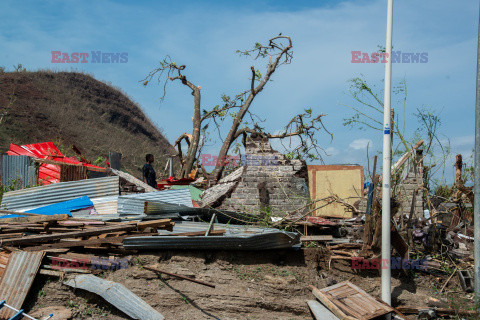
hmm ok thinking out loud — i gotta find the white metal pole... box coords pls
[473,1,480,311]
[381,0,394,306]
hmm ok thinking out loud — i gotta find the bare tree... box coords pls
[143,35,331,182]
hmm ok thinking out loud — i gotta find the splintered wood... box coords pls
[310,281,394,320]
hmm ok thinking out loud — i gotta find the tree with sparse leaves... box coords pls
[143,35,331,182]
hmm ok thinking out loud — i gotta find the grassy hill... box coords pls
[0,70,176,177]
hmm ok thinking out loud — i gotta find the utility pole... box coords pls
[474,2,480,311]
[381,0,394,306]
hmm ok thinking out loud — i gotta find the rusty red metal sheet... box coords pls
[7,142,104,185]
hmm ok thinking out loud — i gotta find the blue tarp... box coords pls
[0,196,94,219]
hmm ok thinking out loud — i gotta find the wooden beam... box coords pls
[309,285,356,320]
[136,219,174,231]
[301,235,334,242]
[392,139,424,174]
[108,168,157,192]
[0,214,69,224]
[1,224,138,246]
[24,233,156,251]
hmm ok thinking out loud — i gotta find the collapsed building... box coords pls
[201,133,309,216]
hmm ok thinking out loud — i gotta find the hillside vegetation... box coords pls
[0,70,175,177]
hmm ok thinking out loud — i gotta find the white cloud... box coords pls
[325,146,340,156]
[349,139,373,150]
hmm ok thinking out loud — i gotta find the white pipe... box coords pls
[473,1,480,310]
[381,0,394,306]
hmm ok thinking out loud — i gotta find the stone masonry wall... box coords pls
[221,135,309,216]
[396,150,424,218]
[358,150,424,218]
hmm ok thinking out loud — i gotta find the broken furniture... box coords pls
[310,281,396,320]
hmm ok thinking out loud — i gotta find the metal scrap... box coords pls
[1,176,120,212]
[0,250,45,319]
[64,274,164,320]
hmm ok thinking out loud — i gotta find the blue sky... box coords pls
[0,0,478,182]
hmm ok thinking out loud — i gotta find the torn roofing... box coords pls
[64,274,164,320]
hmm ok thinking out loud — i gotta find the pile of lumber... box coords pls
[0,212,174,252]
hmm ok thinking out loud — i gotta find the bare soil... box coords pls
[25,248,476,320]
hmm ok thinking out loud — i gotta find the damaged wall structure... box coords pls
[396,150,425,219]
[221,135,309,216]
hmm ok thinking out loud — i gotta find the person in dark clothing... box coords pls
[142,154,157,188]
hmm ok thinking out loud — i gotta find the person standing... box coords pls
[142,154,157,188]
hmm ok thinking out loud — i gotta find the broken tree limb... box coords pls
[144,265,215,288]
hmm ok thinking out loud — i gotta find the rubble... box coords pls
[0,138,477,319]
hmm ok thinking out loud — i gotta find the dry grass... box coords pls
[0,70,176,177]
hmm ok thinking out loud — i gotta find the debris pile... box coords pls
[0,138,477,319]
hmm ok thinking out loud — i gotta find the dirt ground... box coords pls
[24,248,476,320]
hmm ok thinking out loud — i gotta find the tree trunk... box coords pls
[181,88,201,178]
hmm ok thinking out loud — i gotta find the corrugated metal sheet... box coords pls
[64,274,164,320]
[0,155,37,190]
[0,176,119,212]
[170,185,203,201]
[121,189,193,207]
[7,142,105,185]
[91,195,119,215]
[117,198,193,216]
[0,250,45,319]
[123,221,301,250]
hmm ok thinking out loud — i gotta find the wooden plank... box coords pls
[24,233,155,251]
[341,297,370,317]
[0,214,69,224]
[313,282,393,320]
[310,285,356,320]
[329,297,364,319]
[301,235,334,242]
[1,224,137,246]
[108,168,157,192]
[136,219,173,231]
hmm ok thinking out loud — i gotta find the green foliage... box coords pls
[343,75,448,189]
[93,156,105,165]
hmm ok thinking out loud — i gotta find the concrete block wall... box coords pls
[221,135,309,216]
[396,151,424,218]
